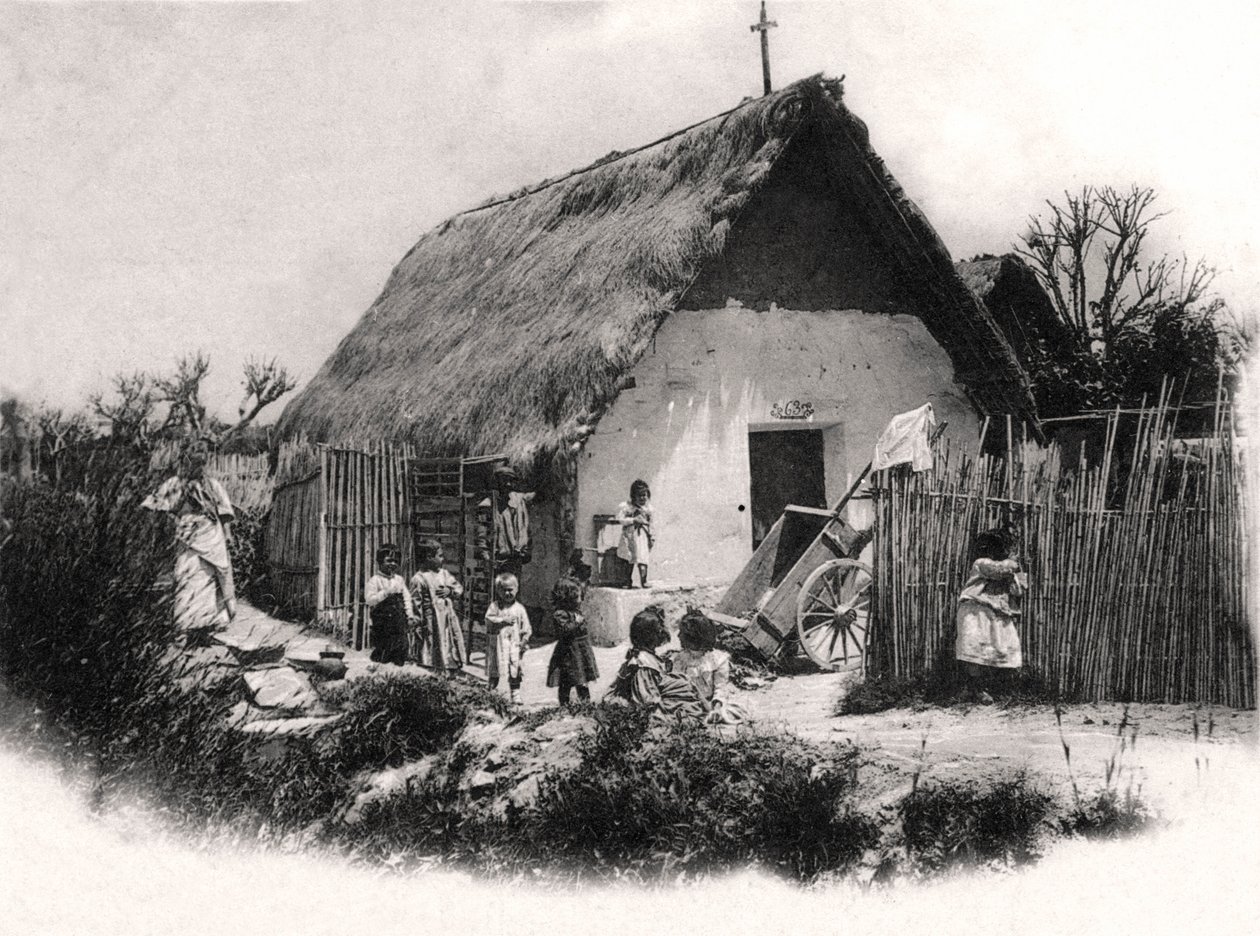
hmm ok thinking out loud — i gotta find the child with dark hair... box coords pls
[616,479,653,588]
[671,609,745,725]
[364,543,414,665]
[955,527,1026,703]
[546,577,600,706]
[409,538,467,676]
[608,607,707,721]
[567,548,594,600]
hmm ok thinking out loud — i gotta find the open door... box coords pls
[748,429,826,549]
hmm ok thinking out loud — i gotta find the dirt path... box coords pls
[516,639,1258,815]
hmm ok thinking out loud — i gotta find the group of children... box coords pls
[364,541,601,706]
[366,476,1026,712]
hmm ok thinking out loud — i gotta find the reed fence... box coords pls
[871,387,1253,706]
[148,441,272,512]
[267,441,415,648]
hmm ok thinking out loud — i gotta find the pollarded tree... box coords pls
[1016,185,1240,408]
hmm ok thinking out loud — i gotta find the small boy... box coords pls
[364,543,414,665]
[484,572,531,703]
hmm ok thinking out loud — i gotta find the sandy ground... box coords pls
[509,639,1259,818]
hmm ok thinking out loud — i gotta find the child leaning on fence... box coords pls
[484,572,531,704]
[364,543,415,666]
[955,527,1027,703]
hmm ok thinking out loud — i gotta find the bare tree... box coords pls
[153,352,211,435]
[1017,184,1215,358]
[225,357,297,438]
[90,372,156,445]
[36,406,93,486]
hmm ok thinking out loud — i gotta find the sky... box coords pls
[3,0,1258,423]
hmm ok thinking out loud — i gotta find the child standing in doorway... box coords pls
[484,572,531,704]
[410,539,467,676]
[955,527,1026,703]
[546,577,599,706]
[616,479,654,588]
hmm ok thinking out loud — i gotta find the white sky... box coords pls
[2,0,1258,421]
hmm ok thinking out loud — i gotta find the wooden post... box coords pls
[316,444,328,622]
[749,2,778,96]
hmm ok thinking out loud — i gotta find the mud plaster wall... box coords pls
[575,307,979,585]
[574,134,981,586]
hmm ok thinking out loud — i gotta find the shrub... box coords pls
[1064,787,1157,839]
[899,772,1056,873]
[226,505,271,608]
[511,706,877,882]
[317,670,509,772]
[839,668,1063,715]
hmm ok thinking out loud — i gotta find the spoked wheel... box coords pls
[795,559,872,672]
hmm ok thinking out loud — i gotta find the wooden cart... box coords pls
[711,485,873,672]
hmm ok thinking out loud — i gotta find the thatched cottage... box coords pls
[277,76,1037,604]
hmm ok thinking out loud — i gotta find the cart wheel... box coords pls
[795,559,872,672]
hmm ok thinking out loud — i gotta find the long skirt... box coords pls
[173,548,232,635]
[423,601,468,671]
[955,600,1022,669]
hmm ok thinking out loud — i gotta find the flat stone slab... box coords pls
[213,623,290,664]
[242,666,321,711]
[238,713,343,738]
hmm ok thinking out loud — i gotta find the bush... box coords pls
[838,668,1063,715]
[900,772,1055,873]
[226,506,271,608]
[317,670,509,772]
[487,706,875,882]
[1064,787,1157,839]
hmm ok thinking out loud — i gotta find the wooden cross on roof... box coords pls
[749,1,778,96]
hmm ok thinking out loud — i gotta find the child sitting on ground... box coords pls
[546,577,599,706]
[410,539,467,676]
[955,527,1026,703]
[670,609,746,725]
[364,543,415,666]
[607,607,707,722]
[484,572,531,704]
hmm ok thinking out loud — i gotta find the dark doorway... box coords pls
[748,430,826,549]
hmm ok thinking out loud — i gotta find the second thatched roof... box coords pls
[278,76,1038,464]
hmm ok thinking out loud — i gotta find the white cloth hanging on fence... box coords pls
[871,403,937,472]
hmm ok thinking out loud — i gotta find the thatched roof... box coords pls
[955,254,1079,363]
[278,76,1038,463]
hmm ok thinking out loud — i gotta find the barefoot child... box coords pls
[616,479,653,588]
[410,539,467,676]
[546,577,599,706]
[364,544,415,665]
[955,527,1026,702]
[485,572,531,703]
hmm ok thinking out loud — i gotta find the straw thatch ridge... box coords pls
[956,254,1078,363]
[278,76,1037,464]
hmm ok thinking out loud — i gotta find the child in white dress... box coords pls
[670,609,746,725]
[955,528,1026,702]
[484,572,531,703]
[616,479,653,588]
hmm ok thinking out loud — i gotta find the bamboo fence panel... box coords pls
[871,394,1253,707]
[266,441,415,649]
